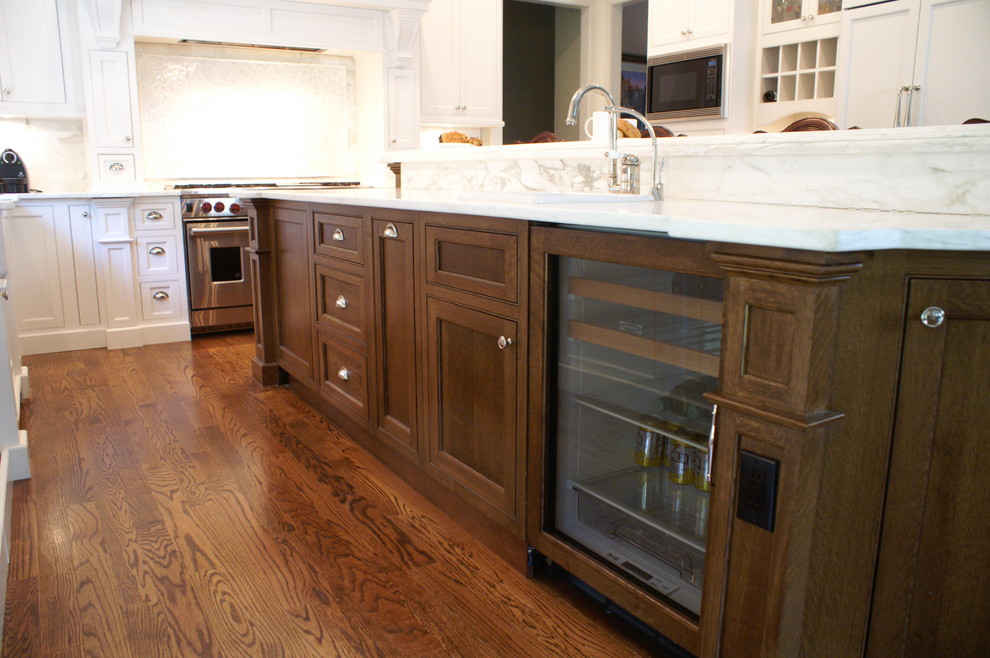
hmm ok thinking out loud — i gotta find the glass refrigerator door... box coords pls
[551,256,722,617]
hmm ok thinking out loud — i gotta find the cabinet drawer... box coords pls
[134,203,176,231]
[136,236,179,276]
[315,262,369,344]
[318,331,371,421]
[314,212,365,264]
[426,225,518,303]
[140,281,183,322]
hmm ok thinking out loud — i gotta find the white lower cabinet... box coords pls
[3,196,188,354]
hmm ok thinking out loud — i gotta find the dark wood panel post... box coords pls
[247,200,280,385]
[702,252,863,657]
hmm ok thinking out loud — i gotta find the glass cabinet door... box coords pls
[549,255,722,617]
[770,0,804,26]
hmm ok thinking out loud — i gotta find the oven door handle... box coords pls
[188,226,250,236]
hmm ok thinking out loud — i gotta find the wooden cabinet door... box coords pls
[426,296,521,527]
[372,218,419,458]
[867,278,990,655]
[272,205,313,383]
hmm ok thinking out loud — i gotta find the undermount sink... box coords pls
[457,190,656,204]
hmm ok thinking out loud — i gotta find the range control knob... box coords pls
[229,203,241,214]
[201,202,212,212]
[214,201,225,212]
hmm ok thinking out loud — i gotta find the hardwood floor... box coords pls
[2,333,660,657]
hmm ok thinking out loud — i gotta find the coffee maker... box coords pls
[1,149,29,194]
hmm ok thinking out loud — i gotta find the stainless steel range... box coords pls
[177,181,363,334]
[182,195,255,334]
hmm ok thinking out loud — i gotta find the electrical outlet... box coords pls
[736,451,779,531]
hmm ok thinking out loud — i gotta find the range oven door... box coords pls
[185,219,253,313]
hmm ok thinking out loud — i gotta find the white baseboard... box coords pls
[19,327,107,355]
[141,321,191,346]
[5,431,29,482]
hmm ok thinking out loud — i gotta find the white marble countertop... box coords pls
[248,188,990,253]
[4,187,989,252]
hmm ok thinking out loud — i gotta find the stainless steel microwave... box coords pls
[646,44,727,122]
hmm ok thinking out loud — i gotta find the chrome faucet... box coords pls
[565,84,663,200]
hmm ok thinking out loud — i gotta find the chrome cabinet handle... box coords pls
[189,226,248,235]
[706,404,718,485]
[920,306,945,328]
[332,228,345,241]
[152,290,169,300]
[335,295,348,309]
[497,336,513,350]
[108,161,125,172]
[383,223,398,238]
[337,367,350,381]
[904,84,921,128]
[146,211,163,221]
[148,246,166,255]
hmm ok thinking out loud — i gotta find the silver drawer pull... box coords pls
[335,295,348,309]
[337,367,350,381]
[148,246,166,255]
[332,228,345,241]
[920,306,945,328]
[107,161,126,172]
[146,211,163,221]
[497,336,513,350]
[383,223,398,238]
[152,290,169,300]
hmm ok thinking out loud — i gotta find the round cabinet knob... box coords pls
[2,88,10,95]
[125,136,132,142]
[497,336,513,350]
[920,306,946,328]
[383,223,398,239]
[148,246,166,255]
[152,290,170,300]
[81,211,90,218]
[332,228,345,241]
[335,295,348,309]
[337,367,350,381]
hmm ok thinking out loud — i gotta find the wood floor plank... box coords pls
[4,333,661,657]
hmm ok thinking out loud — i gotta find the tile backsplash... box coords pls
[136,44,356,182]
[0,118,87,193]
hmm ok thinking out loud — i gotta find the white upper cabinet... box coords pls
[90,50,134,149]
[648,0,731,53]
[421,0,502,125]
[762,0,843,35]
[836,0,990,129]
[0,0,77,114]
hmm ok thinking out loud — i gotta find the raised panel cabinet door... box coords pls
[648,0,692,50]
[912,0,990,126]
[456,0,501,122]
[387,67,419,149]
[5,205,65,332]
[835,0,919,129]
[689,0,732,42]
[420,0,459,119]
[0,0,65,105]
[372,218,418,457]
[426,296,520,525]
[273,205,313,383]
[867,278,990,656]
[68,204,100,326]
[90,50,134,148]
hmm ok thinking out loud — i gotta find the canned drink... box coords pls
[667,439,694,485]
[635,428,663,467]
[694,493,710,538]
[693,449,713,492]
[636,468,663,510]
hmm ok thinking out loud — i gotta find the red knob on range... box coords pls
[201,202,212,212]
[229,203,241,214]
[214,201,225,212]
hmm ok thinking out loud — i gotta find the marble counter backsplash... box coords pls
[396,125,990,217]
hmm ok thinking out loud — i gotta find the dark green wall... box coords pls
[502,1,556,144]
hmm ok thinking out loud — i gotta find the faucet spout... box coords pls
[565,84,617,126]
